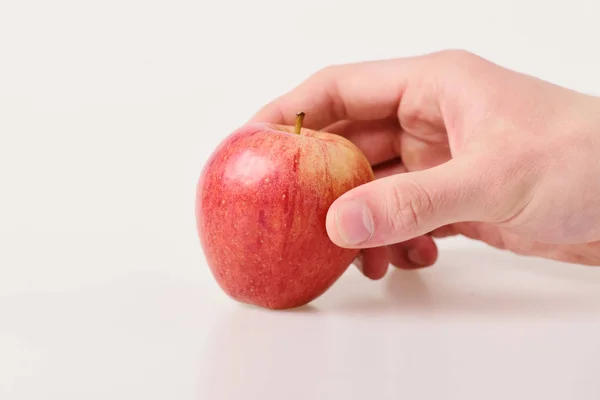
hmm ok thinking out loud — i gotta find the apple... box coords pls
[195,113,374,309]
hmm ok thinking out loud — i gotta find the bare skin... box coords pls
[251,50,600,280]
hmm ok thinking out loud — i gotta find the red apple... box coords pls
[195,113,374,309]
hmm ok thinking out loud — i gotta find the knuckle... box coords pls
[437,49,477,63]
[311,64,341,82]
[308,64,347,121]
[387,179,434,234]
[435,49,486,79]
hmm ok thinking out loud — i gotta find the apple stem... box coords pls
[294,112,305,135]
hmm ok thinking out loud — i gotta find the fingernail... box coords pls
[334,199,373,245]
[407,248,425,265]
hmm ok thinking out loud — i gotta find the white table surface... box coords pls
[2,233,600,399]
[2,0,600,399]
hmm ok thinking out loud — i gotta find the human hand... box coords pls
[250,50,600,279]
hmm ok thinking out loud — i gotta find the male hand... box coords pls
[251,50,600,279]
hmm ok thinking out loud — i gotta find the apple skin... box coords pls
[195,122,374,309]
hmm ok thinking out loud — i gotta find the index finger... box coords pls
[249,56,429,130]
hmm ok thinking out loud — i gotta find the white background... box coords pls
[2,0,600,399]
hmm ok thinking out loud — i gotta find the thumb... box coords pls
[326,158,495,248]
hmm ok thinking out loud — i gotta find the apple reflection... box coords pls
[202,305,330,400]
